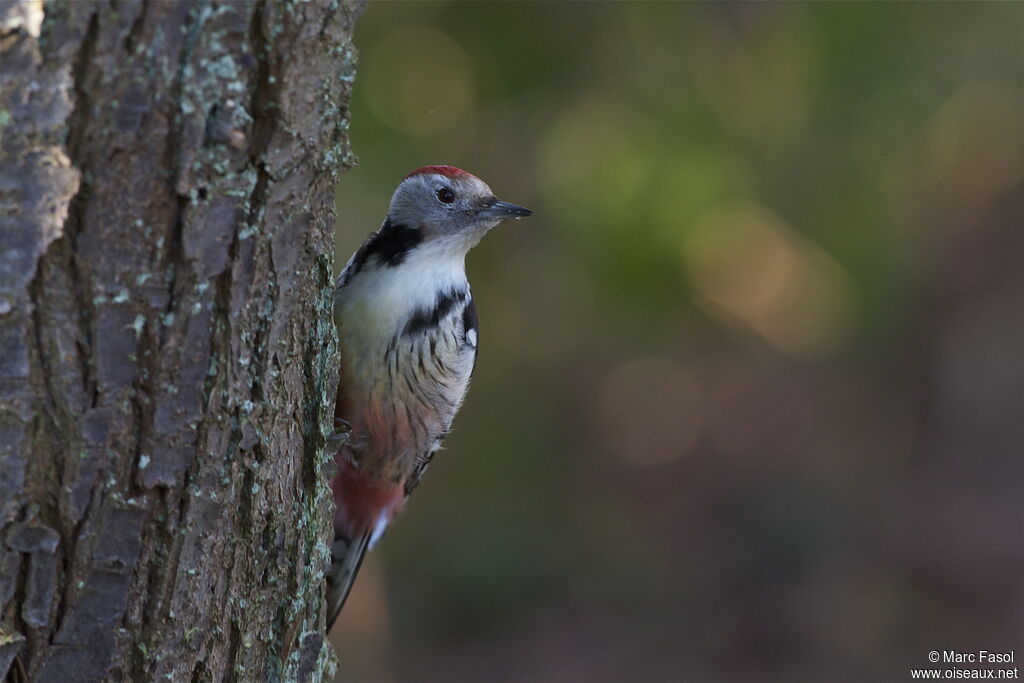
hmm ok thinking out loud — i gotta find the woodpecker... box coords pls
[326,165,531,626]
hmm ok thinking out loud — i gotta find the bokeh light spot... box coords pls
[927,82,1024,205]
[541,97,642,195]
[362,26,475,137]
[683,203,859,358]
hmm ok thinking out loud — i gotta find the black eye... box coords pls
[436,187,455,204]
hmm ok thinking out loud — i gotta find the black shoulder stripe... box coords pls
[403,288,467,337]
[340,217,422,286]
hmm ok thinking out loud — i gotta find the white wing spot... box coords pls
[466,328,478,348]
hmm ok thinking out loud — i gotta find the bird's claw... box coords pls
[329,418,353,444]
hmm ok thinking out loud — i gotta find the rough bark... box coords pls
[0,0,362,680]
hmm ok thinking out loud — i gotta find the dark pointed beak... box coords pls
[478,198,533,220]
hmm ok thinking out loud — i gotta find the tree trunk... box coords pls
[0,0,362,679]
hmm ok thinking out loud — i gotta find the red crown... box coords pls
[403,165,476,181]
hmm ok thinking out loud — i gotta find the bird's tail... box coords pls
[325,531,371,628]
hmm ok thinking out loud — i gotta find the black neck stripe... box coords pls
[341,217,423,286]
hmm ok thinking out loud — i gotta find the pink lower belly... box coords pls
[331,459,405,540]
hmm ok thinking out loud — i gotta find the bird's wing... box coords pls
[325,531,371,629]
[404,448,438,497]
[404,296,478,497]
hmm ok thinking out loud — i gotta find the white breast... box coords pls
[336,241,467,349]
[334,241,477,477]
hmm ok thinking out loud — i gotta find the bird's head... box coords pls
[388,166,532,251]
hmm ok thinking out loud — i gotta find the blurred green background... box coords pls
[330,3,1024,681]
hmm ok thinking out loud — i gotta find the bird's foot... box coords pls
[329,418,353,444]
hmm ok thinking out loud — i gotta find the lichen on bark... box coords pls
[0,1,363,680]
